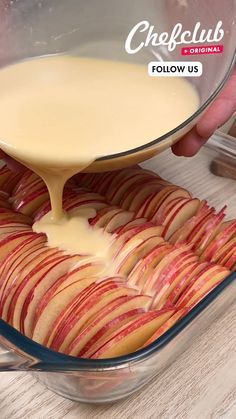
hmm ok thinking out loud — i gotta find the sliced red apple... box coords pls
[22,255,82,336]
[49,282,136,352]
[0,241,48,304]
[152,255,199,309]
[142,244,193,296]
[103,210,134,233]
[142,308,187,347]
[200,220,236,262]
[1,248,64,321]
[0,231,36,263]
[34,262,104,322]
[166,262,209,305]
[44,278,127,347]
[128,242,172,289]
[116,236,164,277]
[136,186,178,219]
[120,180,168,211]
[169,206,215,245]
[111,223,163,258]
[151,188,191,224]
[176,265,229,307]
[163,199,200,239]
[13,188,49,216]
[193,207,226,255]
[67,294,152,356]
[32,276,99,343]
[89,207,122,228]
[90,309,175,359]
[0,165,13,190]
[212,237,236,264]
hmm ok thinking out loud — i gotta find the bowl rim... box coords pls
[97,50,236,162]
[0,53,235,372]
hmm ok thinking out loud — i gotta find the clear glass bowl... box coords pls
[0,131,235,403]
[0,0,235,171]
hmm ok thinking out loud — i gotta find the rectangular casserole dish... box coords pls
[0,131,235,404]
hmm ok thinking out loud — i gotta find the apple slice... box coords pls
[212,237,236,264]
[0,224,31,240]
[0,191,9,200]
[116,236,164,277]
[105,167,160,203]
[2,171,22,194]
[166,262,209,305]
[49,282,136,352]
[22,255,83,337]
[176,265,229,308]
[0,241,48,304]
[108,173,157,205]
[152,256,199,309]
[63,192,107,210]
[0,231,36,262]
[224,251,236,270]
[193,207,226,255]
[163,199,200,239]
[142,308,187,347]
[67,294,152,356]
[142,244,193,296]
[89,207,122,228]
[151,188,191,223]
[32,276,99,343]
[120,180,168,211]
[136,186,178,219]
[0,211,32,225]
[12,171,38,195]
[128,242,172,289]
[13,178,45,206]
[200,220,236,262]
[218,248,236,267]
[114,218,148,234]
[66,199,107,212]
[33,188,78,220]
[0,165,13,189]
[94,171,121,196]
[13,187,49,216]
[90,309,174,359]
[0,232,46,293]
[34,262,104,321]
[155,197,190,226]
[169,206,214,245]
[110,223,163,258]
[103,210,134,233]
[1,248,64,321]
[44,278,127,347]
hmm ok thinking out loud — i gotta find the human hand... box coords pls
[172,69,236,157]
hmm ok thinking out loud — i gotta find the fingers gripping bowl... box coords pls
[0,139,235,403]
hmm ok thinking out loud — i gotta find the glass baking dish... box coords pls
[0,131,235,403]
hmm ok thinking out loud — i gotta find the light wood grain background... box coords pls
[0,148,235,419]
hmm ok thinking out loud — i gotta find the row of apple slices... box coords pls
[76,167,235,265]
[3,164,235,269]
[1,163,235,275]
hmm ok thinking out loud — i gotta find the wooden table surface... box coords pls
[0,148,235,419]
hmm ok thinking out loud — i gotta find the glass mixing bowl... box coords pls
[0,0,235,171]
[0,0,235,404]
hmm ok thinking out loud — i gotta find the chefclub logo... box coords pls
[125,20,224,77]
